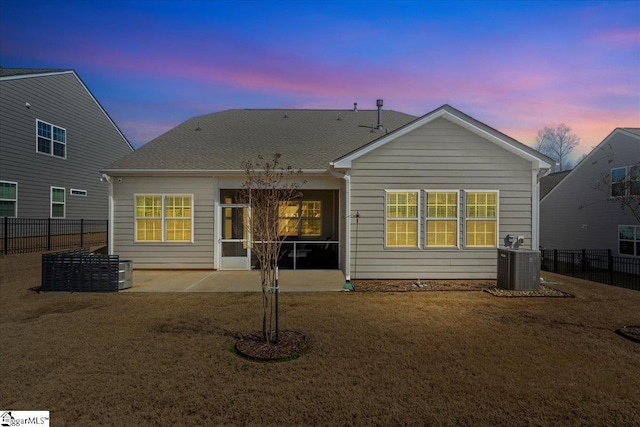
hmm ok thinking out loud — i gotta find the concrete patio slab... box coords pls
[124,269,347,292]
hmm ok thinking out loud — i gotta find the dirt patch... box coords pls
[352,279,494,292]
[235,330,309,362]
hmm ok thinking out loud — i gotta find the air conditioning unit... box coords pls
[497,248,540,291]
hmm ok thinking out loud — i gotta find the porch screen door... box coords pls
[220,204,250,270]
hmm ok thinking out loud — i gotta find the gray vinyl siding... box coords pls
[112,176,215,269]
[0,72,132,219]
[349,116,535,279]
[540,131,640,254]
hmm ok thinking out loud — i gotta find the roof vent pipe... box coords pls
[376,99,383,129]
[353,102,358,112]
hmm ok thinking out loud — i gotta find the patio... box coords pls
[125,269,347,292]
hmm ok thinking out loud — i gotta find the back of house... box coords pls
[102,103,551,281]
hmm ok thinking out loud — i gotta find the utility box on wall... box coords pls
[497,248,540,291]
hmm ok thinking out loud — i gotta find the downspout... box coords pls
[533,166,550,251]
[329,166,354,290]
[102,174,114,255]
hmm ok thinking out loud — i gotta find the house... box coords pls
[102,103,552,280]
[0,68,133,220]
[539,170,571,200]
[540,128,640,256]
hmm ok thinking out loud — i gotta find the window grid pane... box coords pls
[387,192,418,219]
[386,220,418,247]
[466,220,497,247]
[136,219,162,241]
[0,182,17,199]
[0,201,16,217]
[51,188,65,203]
[427,220,457,246]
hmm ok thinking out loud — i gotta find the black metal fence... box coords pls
[41,248,123,292]
[540,249,640,291]
[1,217,108,255]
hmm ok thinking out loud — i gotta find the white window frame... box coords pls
[424,190,460,249]
[50,186,66,218]
[618,225,639,257]
[463,190,499,248]
[0,180,18,218]
[134,194,194,243]
[70,188,87,197]
[384,189,420,249]
[36,119,67,159]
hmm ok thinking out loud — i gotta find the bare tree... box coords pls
[239,153,304,343]
[535,124,580,172]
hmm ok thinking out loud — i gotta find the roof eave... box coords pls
[101,168,331,176]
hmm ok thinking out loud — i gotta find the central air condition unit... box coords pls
[497,248,540,291]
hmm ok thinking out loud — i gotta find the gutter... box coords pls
[329,164,354,290]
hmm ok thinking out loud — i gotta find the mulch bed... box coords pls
[352,279,494,292]
[235,330,309,362]
[483,285,575,298]
[616,326,640,343]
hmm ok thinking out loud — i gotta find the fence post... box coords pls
[553,249,558,273]
[3,217,7,255]
[608,249,613,286]
[47,218,52,251]
[581,249,587,273]
[80,219,84,249]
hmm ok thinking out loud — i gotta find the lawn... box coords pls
[1,253,639,426]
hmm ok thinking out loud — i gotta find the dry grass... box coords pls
[1,252,639,426]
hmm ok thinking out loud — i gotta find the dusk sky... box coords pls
[1,0,639,160]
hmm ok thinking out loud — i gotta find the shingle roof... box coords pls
[539,170,571,199]
[0,67,68,77]
[104,109,417,171]
[622,128,640,137]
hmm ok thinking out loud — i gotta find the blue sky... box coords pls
[1,0,639,158]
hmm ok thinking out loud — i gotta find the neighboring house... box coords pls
[540,128,640,256]
[102,103,552,280]
[0,68,133,220]
[539,170,571,200]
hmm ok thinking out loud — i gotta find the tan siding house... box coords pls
[103,104,551,282]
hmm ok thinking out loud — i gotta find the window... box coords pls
[385,191,419,247]
[465,191,498,247]
[70,189,87,196]
[278,200,322,237]
[135,195,192,242]
[37,120,66,158]
[619,225,640,257]
[0,181,17,217]
[630,165,640,196]
[611,165,640,197]
[611,167,627,197]
[426,191,458,247]
[51,187,65,218]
